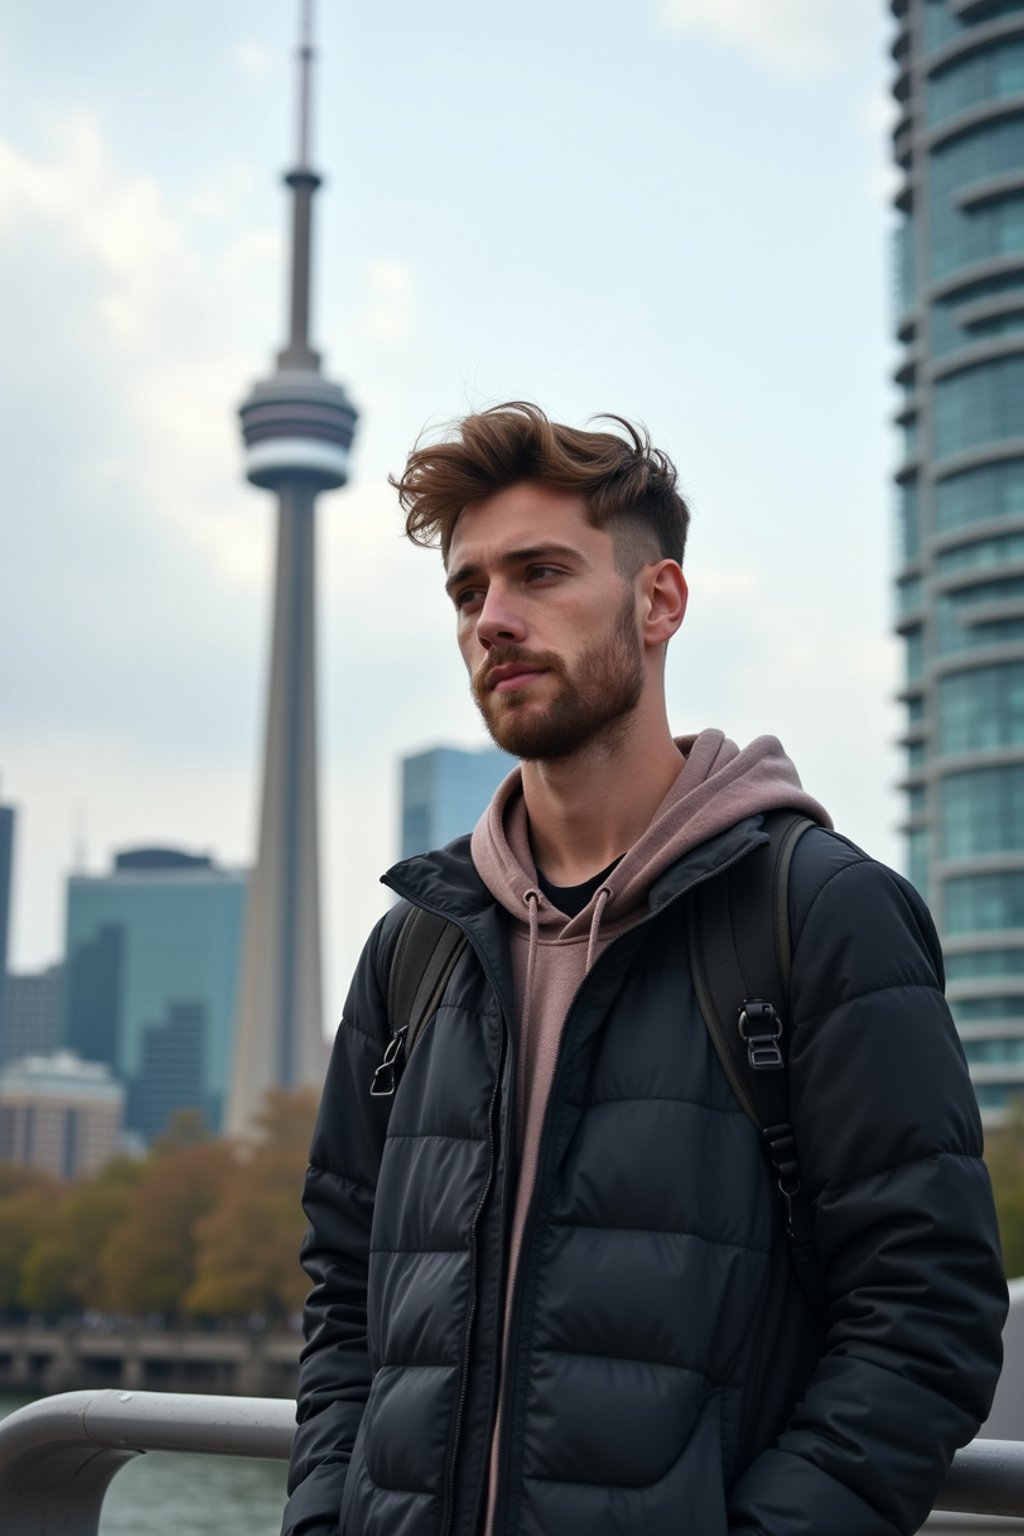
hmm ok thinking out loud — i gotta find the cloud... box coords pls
[657,0,869,78]
[230,40,274,85]
[0,111,280,589]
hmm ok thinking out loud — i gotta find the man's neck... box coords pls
[521,714,685,887]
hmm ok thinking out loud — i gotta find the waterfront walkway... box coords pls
[0,1321,299,1397]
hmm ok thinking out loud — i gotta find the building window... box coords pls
[934,357,1024,459]
[931,188,1024,279]
[936,530,1024,575]
[895,214,916,314]
[898,478,921,564]
[898,574,925,617]
[963,1036,1024,1063]
[903,416,920,461]
[908,825,930,894]
[946,870,1024,932]
[908,782,927,819]
[973,1082,1024,1112]
[937,575,1024,654]
[954,996,1024,1022]
[906,625,925,684]
[947,947,1024,977]
[933,277,1024,357]
[925,2,1024,53]
[929,39,1024,126]
[939,661,1024,751]
[935,459,1024,532]
[940,765,1024,857]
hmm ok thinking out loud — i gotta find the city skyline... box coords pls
[0,1,899,1025]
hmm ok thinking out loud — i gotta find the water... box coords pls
[0,1393,289,1534]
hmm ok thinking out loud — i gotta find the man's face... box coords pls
[445,484,645,761]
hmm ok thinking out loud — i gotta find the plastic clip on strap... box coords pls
[737,999,783,1072]
[370,1027,407,1098]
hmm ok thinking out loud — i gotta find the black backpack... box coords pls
[372,809,821,1310]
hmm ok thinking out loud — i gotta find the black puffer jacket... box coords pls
[283,816,1007,1536]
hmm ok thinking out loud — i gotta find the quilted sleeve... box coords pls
[727,838,1008,1536]
[281,911,397,1536]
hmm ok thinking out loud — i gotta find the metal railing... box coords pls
[1,1388,1023,1535]
[0,1389,294,1535]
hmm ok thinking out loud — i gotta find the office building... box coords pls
[62,849,246,1143]
[0,962,62,1068]
[228,5,357,1133]
[400,745,517,859]
[892,0,1024,1117]
[0,1052,123,1181]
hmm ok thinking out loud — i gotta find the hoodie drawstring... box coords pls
[586,886,613,973]
[524,889,541,1017]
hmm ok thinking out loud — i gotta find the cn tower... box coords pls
[227,0,357,1135]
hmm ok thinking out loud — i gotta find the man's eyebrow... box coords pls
[444,544,581,598]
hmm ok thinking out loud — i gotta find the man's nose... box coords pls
[475,585,527,650]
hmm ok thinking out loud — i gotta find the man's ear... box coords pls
[642,561,687,649]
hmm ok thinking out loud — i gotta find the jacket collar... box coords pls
[382,815,770,926]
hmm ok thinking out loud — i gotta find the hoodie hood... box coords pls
[470,728,832,942]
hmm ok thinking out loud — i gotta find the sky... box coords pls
[0,0,902,1026]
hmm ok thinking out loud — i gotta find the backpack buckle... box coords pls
[370,1028,406,1098]
[738,1000,783,1071]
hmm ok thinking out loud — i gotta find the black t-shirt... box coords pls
[536,857,622,919]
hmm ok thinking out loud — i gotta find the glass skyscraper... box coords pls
[893,0,1024,1118]
[62,849,247,1142]
[401,745,517,859]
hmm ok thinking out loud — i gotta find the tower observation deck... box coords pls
[227,1,357,1134]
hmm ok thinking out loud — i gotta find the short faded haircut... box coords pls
[390,401,690,575]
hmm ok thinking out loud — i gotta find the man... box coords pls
[283,402,1007,1536]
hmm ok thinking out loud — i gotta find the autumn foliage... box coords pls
[0,1088,317,1322]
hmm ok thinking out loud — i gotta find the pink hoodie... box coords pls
[469,729,831,1531]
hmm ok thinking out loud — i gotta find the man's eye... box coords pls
[454,588,483,611]
[526,565,561,581]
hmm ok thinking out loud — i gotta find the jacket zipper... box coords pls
[380,879,515,1536]
[491,833,769,1536]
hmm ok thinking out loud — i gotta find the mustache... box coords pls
[471,647,563,699]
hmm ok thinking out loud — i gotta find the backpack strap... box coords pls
[371,907,467,1097]
[688,810,822,1312]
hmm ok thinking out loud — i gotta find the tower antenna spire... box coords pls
[278,0,320,370]
[298,0,314,170]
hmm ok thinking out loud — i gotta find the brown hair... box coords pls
[391,401,690,572]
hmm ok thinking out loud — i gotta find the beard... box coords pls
[470,587,644,762]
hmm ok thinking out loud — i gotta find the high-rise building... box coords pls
[0,1052,123,1181]
[62,849,246,1142]
[0,963,63,1069]
[0,802,14,1051]
[892,0,1024,1119]
[228,3,356,1134]
[400,746,517,859]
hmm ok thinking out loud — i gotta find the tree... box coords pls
[185,1088,316,1319]
[99,1138,235,1317]
[0,1166,58,1314]
[18,1158,143,1316]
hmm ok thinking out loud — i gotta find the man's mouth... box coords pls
[487,664,546,692]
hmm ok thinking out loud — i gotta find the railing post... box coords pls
[0,1389,296,1535]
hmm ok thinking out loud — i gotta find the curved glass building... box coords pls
[893,0,1024,1119]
